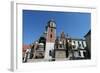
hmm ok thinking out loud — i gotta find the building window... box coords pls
[79,44,81,47]
[73,41,75,44]
[79,51,81,56]
[78,41,80,45]
[60,44,62,48]
[49,50,52,56]
[82,41,84,48]
[51,29,53,32]
[78,41,81,47]
[50,34,52,38]
[73,45,75,48]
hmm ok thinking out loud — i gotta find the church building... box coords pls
[23,19,90,62]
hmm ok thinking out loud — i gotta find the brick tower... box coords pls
[45,19,56,60]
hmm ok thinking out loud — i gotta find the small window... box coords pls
[50,34,52,38]
[60,44,62,48]
[78,41,80,45]
[49,50,52,56]
[51,29,53,32]
[73,45,75,48]
[79,51,81,56]
[79,44,81,47]
[73,41,75,44]
[82,41,84,48]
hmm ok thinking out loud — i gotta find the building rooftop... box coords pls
[84,30,91,37]
[23,44,31,52]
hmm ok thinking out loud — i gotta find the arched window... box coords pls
[50,34,52,38]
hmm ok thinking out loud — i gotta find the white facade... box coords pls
[70,39,87,58]
[45,43,55,60]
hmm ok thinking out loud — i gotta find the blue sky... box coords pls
[23,10,91,45]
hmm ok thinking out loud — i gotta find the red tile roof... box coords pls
[23,44,31,52]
